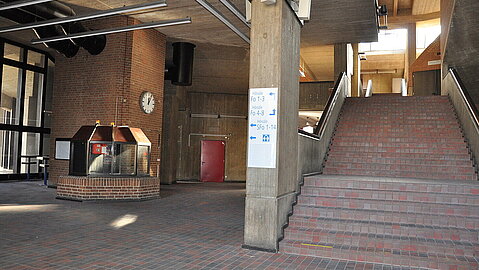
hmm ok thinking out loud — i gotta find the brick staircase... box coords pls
[280,95,479,269]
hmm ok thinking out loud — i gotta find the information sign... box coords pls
[247,88,278,168]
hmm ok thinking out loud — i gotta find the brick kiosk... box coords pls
[56,124,160,201]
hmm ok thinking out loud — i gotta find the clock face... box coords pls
[140,91,155,114]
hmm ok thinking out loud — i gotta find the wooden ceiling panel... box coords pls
[412,0,440,15]
[301,45,334,81]
[361,54,405,70]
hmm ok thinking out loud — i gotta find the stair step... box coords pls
[330,141,469,150]
[283,227,479,258]
[288,216,479,242]
[325,156,474,167]
[323,161,476,175]
[332,136,466,144]
[293,205,479,230]
[333,130,465,138]
[322,167,477,181]
[280,239,479,270]
[326,151,472,161]
[303,175,479,196]
[328,145,470,155]
[297,195,479,217]
[301,186,479,205]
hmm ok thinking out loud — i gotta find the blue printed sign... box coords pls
[247,88,278,168]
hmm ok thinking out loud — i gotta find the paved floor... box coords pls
[1,181,419,270]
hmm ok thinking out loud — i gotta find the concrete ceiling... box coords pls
[0,0,379,82]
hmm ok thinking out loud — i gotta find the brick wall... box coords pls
[57,175,160,201]
[49,16,166,185]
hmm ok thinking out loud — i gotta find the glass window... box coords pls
[359,29,407,54]
[23,71,44,127]
[1,65,22,125]
[112,144,136,175]
[20,132,40,173]
[27,51,45,67]
[137,145,150,175]
[88,143,113,175]
[3,43,22,62]
[0,130,18,174]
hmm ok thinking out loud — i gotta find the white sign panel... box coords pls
[55,140,70,160]
[247,88,278,168]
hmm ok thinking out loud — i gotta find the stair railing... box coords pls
[365,79,373,97]
[401,78,407,96]
[445,68,479,174]
[314,72,349,138]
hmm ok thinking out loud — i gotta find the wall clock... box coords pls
[140,91,155,114]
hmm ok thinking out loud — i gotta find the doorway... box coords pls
[413,70,441,96]
[200,140,225,182]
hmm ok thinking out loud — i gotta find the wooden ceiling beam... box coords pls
[388,11,440,28]
[393,0,399,16]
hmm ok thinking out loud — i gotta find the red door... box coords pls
[200,140,225,182]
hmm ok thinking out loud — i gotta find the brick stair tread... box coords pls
[328,145,470,154]
[323,161,476,174]
[300,186,479,205]
[336,122,461,126]
[322,168,477,181]
[294,205,479,229]
[297,195,479,217]
[279,239,479,270]
[288,216,479,242]
[283,227,479,256]
[333,132,466,139]
[332,136,466,144]
[325,156,473,167]
[304,175,479,193]
[329,141,469,150]
[326,151,472,161]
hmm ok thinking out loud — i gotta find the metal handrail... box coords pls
[365,79,373,97]
[449,68,479,130]
[313,72,346,137]
[401,78,407,96]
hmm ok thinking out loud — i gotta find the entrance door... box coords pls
[200,140,225,182]
[413,70,441,96]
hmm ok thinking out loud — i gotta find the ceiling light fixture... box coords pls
[196,0,250,44]
[0,0,168,33]
[31,18,191,44]
[218,0,250,28]
[0,0,53,11]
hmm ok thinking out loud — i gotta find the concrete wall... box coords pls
[443,72,479,168]
[442,0,479,105]
[362,70,405,94]
[299,81,335,110]
[50,16,166,185]
[160,42,250,184]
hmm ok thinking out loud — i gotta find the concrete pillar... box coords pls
[406,23,417,95]
[334,43,353,96]
[351,44,361,97]
[243,0,301,252]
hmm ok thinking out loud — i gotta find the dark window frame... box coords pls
[0,38,52,181]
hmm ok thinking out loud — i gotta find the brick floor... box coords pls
[1,181,423,269]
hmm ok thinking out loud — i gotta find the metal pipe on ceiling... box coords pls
[195,0,250,44]
[0,0,168,33]
[31,18,192,44]
[218,0,250,28]
[0,0,53,11]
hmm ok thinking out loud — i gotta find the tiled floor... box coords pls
[1,181,421,269]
